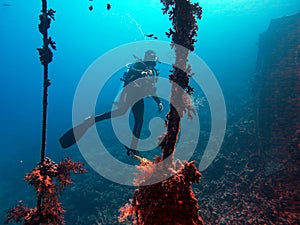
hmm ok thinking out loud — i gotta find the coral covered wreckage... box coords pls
[119,160,204,224]
[6,1,87,224]
[119,0,205,224]
[196,12,300,225]
[6,158,87,225]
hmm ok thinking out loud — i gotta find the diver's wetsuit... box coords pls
[93,60,161,152]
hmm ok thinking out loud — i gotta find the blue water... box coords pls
[1,0,300,224]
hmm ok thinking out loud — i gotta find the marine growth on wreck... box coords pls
[119,0,205,224]
[6,1,87,224]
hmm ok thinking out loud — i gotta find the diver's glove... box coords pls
[158,102,163,112]
[125,146,140,157]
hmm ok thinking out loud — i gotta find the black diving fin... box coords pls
[59,118,93,149]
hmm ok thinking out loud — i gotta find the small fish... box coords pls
[153,36,158,39]
[88,5,93,11]
[145,34,154,37]
[106,3,111,10]
[2,3,11,6]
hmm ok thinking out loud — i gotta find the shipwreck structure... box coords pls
[255,12,300,223]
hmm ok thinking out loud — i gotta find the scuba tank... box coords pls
[120,54,159,86]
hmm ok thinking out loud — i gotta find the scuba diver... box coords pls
[59,50,163,157]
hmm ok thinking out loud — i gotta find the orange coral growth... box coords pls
[6,157,87,225]
[119,161,204,225]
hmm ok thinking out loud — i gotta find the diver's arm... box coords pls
[152,96,163,112]
[152,95,161,105]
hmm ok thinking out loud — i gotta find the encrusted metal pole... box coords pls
[37,0,56,162]
[37,0,56,211]
[160,0,202,162]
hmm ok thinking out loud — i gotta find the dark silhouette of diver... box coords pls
[59,50,163,157]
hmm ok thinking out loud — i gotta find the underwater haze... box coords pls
[1,0,300,224]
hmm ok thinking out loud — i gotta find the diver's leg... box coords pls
[94,105,129,122]
[94,89,131,122]
[129,99,144,153]
[94,112,111,122]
